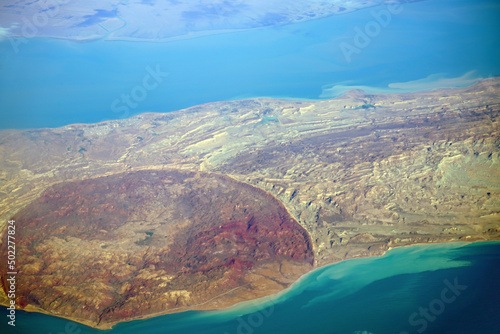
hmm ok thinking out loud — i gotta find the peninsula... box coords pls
[0,79,499,329]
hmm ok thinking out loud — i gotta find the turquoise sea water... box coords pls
[1,0,499,332]
[0,0,499,129]
[1,241,500,334]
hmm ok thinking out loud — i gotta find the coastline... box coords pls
[3,240,499,330]
[1,76,497,133]
[1,0,386,45]
[1,0,499,330]
[0,78,498,330]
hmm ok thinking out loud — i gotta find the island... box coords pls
[1,0,411,42]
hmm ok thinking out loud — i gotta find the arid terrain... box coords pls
[1,0,408,42]
[0,169,313,327]
[0,79,499,328]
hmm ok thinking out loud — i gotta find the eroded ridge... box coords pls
[0,169,313,327]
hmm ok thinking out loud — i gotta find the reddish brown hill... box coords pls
[0,169,313,327]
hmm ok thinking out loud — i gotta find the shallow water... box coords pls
[2,241,499,334]
[1,0,499,332]
[0,0,499,129]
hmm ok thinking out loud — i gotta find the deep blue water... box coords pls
[0,0,499,129]
[1,241,499,334]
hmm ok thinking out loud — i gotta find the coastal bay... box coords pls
[2,242,499,333]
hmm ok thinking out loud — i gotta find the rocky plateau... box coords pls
[0,79,499,328]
